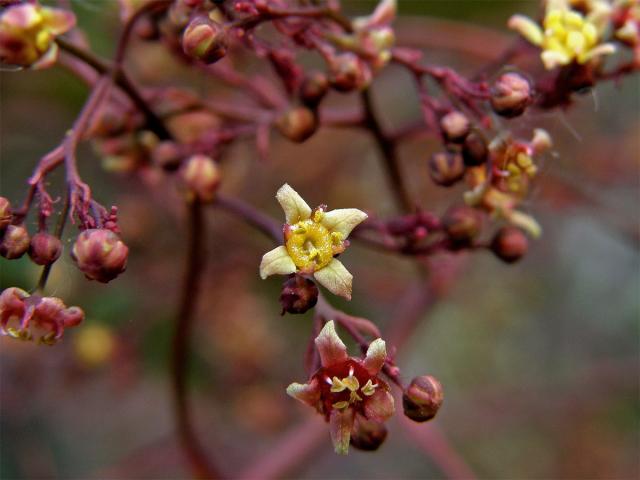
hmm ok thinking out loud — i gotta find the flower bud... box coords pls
[350,414,388,451]
[299,71,329,107]
[403,375,443,422]
[152,140,183,171]
[0,197,11,231]
[328,52,372,92]
[440,111,470,143]
[182,16,227,64]
[462,131,488,166]
[276,106,318,143]
[279,275,318,315]
[182,154,221,202]
[28,232,62,265]
[490,72,532,118]
[442,206,481,245]
[428,151,465,187]
[71,229,129,283]
[491,226,528,263]
[0,224,29,259]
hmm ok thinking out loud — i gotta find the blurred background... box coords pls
[1,1,639,478]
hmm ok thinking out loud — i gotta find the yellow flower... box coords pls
[509,0,615,69]
[259,184,367,300]
[0,3,76,69]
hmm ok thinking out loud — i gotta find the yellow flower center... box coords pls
[543,9,598,61]
[329,367,378,410]
[285,211,343,271]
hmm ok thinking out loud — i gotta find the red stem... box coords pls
[170,200,221,480]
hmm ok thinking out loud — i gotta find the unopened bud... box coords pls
[28,232,62,265]
[71,229,129,283]
[428,151,465,187]
[182,154,221,202]
[0,197,11,231]
[280,275,318,315]
[276,107,318,143]
[491,226,528,263]
[491,72,532,118]
[182,16,227,64]
[531,128,552,154]
[152,141,183,171]
[299,72,329,107]
[462,131,488,166]
[0,224,29,259]
[328,53,372,92]
[403,375,443,422]
[442,206,481,244]
[350,415,388,451]
[440,111,470,143]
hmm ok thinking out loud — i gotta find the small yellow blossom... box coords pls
[463,129,552,238]
[260,184,367,300]
[509,0,616,69]
[0,3,76,69]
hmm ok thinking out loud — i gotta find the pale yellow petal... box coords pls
[508,15,544,46]
[259,246,296,279]
[363,338,386,375]
[276,183,311,224]
[321,208,368,239]
[313,258,353,300]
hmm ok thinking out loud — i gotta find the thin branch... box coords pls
[214,194,282,243]
[170,200,221,480]
[361,88,415,213]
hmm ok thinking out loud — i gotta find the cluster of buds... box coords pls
[1,197,60,264]
[287,321,394,454]
[260,184,367,300]
[0,1,76,69]
[329,0,397,72]
[0,287,84,345]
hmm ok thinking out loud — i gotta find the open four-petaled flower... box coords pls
[259,184,367,300]
[287,321,394,454]
[509,0,615,70]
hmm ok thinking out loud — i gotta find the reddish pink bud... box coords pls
[328,53,372,92]
[182,16,227,64]
[491,72,532,118]
[442,206,481,244]
[71,229,129,283]
[299,71,329,107]
[440,111,470,143]
[276,106,318,143]
[0,224,29,259]
[280,275,318,315]
[350,414,388,451]
[28,232,62,265]
[403,375,443,422]
[491,226,528,263]
[0,197,11,231]
[428,151,465,187]
[182,154,221,202]
[462,131,488,166]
